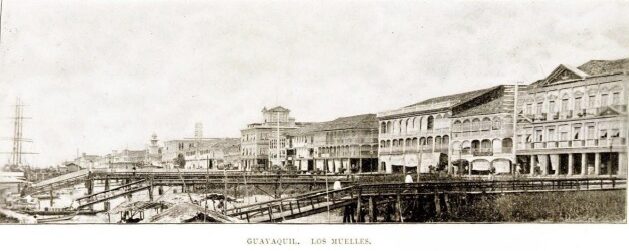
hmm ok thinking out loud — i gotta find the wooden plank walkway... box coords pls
[226,177,626,223]
[74,179,151,209]
[32,169,89,189]
[227,186,357,223]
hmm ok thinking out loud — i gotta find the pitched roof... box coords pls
[288,114,378,136]
[452,95,508,118]
[531,58,629,88]
[404,86,497,108]
[577,58,629,76]
[263,106,290,112]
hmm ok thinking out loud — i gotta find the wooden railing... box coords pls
[74,179,150,209]
[226,186,356,223]
[357,177,625,196]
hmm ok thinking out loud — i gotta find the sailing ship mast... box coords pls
[2,98,38,169]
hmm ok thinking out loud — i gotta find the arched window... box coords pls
[405,119,410,133]
[426,136,434,151]
[502,138,513,153]
[492,139,502,153]
[461,141,471,154]
[435,136,442,151]
[481,139,492,153]
[416,117,422,131]
[386,121,392,134]
[472,118,481,131]
[471,140,481,153]
[482,117,491,131]
[427,116,434,130]
[452,141,461,151]
[381,122,387,134]
[442,135,449,152]
[462,119,471,132]
[493,117,502,130]
[453,120,462,132]
[412,138,418,150]
[435,114,443,129]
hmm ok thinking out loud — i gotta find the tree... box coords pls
[175,153,186,168]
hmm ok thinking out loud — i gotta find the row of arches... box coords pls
[381,114,448,135]
[380,135,450,152]
[318,145,378,157]
[452,116,504,132]
[451,138,513,155]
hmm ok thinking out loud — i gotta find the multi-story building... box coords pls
[449,85,525,175]
[100,149,148,169]
[377,88,495,173]
[286,114,379,173]
[515,58,628,176]
[240,106,309,171]
[163,138,227,168]
[73,153,102,170]
[184,138,240,170]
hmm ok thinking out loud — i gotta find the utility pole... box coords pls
[512,83,520,176]
[276,110,285,221]
[417,141,423,182]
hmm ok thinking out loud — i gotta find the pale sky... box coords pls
[1,0,628,167]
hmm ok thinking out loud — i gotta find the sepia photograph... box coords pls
[0,0,628,248]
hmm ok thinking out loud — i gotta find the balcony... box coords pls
[520,137,626,150]
[472,148,493,156]
[601,137,627,147]
[571,140,585,147]
[532,142,545,149]
[360,151,375,156]
[557,140,572,148]
[611,104,628,112]
[533,113,548,122]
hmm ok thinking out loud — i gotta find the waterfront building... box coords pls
[515,58,628,176]
[73,153,102,170]
[163,138,226,168]
[184,138,240,170]
[377,88,494,173]
[449,85,524,175]
[240,106,310,171]
[286,114,379,173]
[103,149,148,169]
